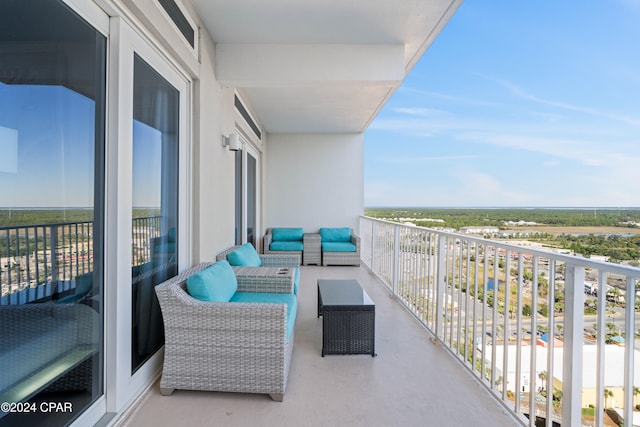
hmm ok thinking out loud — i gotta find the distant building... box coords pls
[482,344,640,409]
[504,220,538,226]
[459,226,500,234]
[497,230,534,238]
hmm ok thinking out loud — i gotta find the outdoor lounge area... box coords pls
[7,1,637,427]
[118,264,517,426]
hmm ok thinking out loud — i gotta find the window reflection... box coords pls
[0,1,105,425]
[131,55,179,373]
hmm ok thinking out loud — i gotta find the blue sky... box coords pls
[0,83,162,208]
[364,1,640,207]
[0,84,96,207]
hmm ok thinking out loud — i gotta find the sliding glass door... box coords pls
[247,150,258,246]
[234,138,260,247]
[0,1,105,425]
[130,55,180,373]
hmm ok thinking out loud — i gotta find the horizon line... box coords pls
[364,206,640,210]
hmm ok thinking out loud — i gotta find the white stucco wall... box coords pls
[130,13,366,261]
[264,133,364,233]
[191,27,237,262]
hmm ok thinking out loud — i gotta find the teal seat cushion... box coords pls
[320,227,351,242]
[230,292,297,340]
[322,242,357,252]
[270,241,304,251]
[272,228,304,242]
[186,260,237,302]
[227,243,262,267]
[293,267,300,295]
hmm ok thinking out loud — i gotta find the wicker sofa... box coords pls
[155,261,296,402]
[217,243,301,294]
[216,244,300,267]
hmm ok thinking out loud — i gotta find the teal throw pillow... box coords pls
[186,260,237,302]
[226,243,262,267]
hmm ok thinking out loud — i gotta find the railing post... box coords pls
[370,219,376,272]
[435,235,446,340]
[624,276,636,426]
[562,264,584,427]
[50,225,59,286]
[392,224,400,297]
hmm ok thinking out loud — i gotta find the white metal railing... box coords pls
[0,215,162,305]
[360,216,640,427]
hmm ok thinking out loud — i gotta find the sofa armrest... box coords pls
[234,267,295,294]
[215,245,240,262]
[259,253,301,267]
[263,232,273,253]
[351,234,361,251]
[156,283,288,346]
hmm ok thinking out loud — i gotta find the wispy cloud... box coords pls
[456,131,640,167]
[397,86,504,108]
[493,78,640,127]
[382,154,480,164]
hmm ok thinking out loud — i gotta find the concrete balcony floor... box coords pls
[118,265,519,427]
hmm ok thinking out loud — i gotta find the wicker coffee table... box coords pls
[317,279,376,357]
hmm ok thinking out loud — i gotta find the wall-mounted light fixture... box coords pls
[221,133,241,151]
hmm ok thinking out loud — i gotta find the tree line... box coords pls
[365,207,640,230]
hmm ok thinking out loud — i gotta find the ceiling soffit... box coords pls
[191,0,463,133]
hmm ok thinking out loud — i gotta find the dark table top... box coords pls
[317,279,374,308]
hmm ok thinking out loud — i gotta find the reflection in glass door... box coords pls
[234,150,242,245]
[131,55,179,373]
[234,141,259,246]
[247,152,257,246]
[0,1,105,425]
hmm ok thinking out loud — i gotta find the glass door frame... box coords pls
[237,134,261,248]
[104,16,191,416]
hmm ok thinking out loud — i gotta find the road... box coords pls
[437,286,639,348]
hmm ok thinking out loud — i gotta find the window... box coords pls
[235,150,243,245]
[0,1,106,425]
[131,54,180,373]
[234,138,260,247]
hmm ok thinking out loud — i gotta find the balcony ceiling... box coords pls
[192,0,462,134]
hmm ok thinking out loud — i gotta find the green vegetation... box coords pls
[0,208,160,227]
[0,208,160,258]
[365,207,640,229]
[552,233,640,262]
[581,406,595,416]
[365,207,640,263]
[0,209,94,227]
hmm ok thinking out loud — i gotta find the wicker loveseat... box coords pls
[216,243,300,267]
[217,243,301,294]
[155,261,296,402]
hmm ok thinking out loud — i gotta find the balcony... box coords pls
[5,214,640,426]
[120,217,640,427]
[119,264,516,426]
